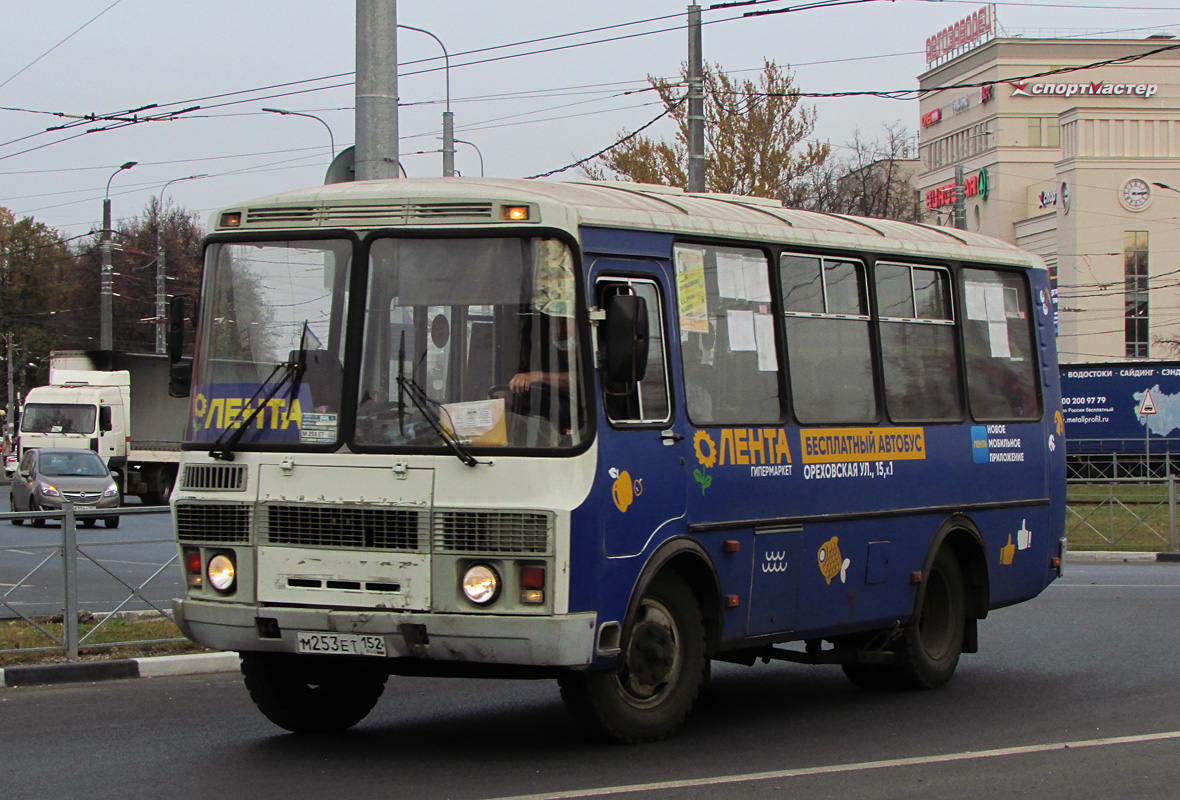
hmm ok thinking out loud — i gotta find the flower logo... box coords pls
[693,430,717,468]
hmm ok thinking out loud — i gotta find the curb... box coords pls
[1067,550,1180,564]
[0,651,239,689]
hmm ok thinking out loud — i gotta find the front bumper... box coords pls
[39,494,119,512]
[174,598,598,668]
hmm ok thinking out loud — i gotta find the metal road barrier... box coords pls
[1066,473,1178,552]
[0,503,183,661]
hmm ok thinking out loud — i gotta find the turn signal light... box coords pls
[520,566,545,604]
[184,548,202,588]
[220,211,242,228]
[500,205,530,221]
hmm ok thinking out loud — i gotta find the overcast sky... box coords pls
[2,0,1179,240]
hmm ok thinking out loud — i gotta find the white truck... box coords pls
[18,351,188,504]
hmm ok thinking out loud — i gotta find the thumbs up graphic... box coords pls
[1000,535,1015,566]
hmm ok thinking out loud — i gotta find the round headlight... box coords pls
[207,553,236,593]
[461,564,499,605]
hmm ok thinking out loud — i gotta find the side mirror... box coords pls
[168,295,193,398]
[603,294,649,385]
[99,406,113,432]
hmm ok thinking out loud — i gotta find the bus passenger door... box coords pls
[593,266,688,557]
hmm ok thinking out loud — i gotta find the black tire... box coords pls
[558,573,707,743]
[10,494,21,525]
[103,515,120,529]
[81,518,97,528]
[893,548,966,689]
[240,652,388,734]
[31,499,45,528]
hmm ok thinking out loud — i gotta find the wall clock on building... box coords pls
[1121,178,1151,211]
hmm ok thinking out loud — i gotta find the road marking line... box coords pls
[483,730,1180,800]
[1056,584,1180,588]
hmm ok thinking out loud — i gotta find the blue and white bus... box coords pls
[170,178,1067,742]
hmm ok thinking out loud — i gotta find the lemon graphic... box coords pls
[612,470,634,512]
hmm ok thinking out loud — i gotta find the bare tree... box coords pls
[803,121,920,221]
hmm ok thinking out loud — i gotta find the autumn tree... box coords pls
[63,197,204,353]
[584,60,830,203]
[801,121,921,221]
[0,207,73,408]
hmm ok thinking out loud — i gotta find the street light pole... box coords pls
[101,161,136,352]
[399,24,454,177]
[155,174,206,354]
[454,138,484,177]
[262,108,336,159]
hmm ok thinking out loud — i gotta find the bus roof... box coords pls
[209,177,1042,270]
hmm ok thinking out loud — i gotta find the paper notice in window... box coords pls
[754,312,777,371]
[984,284,1007,322]
[441,398,507,446]
[675,248,709,333]
[965,281,988,321]
[988,320,1011,358]
[727,309,756,352]
[715,252,745,299]
[743,256,772,303]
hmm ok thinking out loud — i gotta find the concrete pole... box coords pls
[356,0,400,180]
[687,4,706,193]
[443,110,455,177]
[6,332,13,440]
[155,200,165,354]
[100,197,113,351]
[102,162,136,351]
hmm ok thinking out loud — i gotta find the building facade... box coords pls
[917,34,1180,363]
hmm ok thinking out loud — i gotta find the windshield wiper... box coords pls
[209,351,305,461]
[395,375,483,467]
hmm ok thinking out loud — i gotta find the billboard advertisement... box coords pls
[1060,362,1180,452]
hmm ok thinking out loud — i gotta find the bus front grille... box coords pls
[262,504,422,551]
[433,510,551,554]
[182,464,247,492]
[175,503,252,544]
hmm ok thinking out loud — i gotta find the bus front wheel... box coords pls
[558,573,707,743]
[894,547,966,689]
[240,651,388,734]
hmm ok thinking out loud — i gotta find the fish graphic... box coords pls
[817,536,851,585]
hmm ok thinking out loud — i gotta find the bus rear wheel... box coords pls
[559,573,707,743]
[893,548,966,689]
[240,651,388,734]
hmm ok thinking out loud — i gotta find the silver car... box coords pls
[10,448,121,528]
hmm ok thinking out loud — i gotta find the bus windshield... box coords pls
[188,235,588,452]
[188,239,352,447]
[356,236,588,451]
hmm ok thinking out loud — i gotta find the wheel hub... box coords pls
[628,618,675,687]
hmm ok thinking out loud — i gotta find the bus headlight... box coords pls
[461,564,499,605]
[207,553,237,593]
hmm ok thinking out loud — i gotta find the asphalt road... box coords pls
[0,495,180,620]
[2,562,1179,799]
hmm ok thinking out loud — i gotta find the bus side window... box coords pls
[780,253,876,424]
[961,268,1041,421]
[875,263,963,422]
[674,244,781,426]
[597,279,670,425]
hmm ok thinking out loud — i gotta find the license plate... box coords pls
[295,631,386,657]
